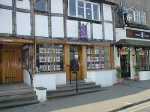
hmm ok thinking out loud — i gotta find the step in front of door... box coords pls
[0,88,39,109]
[47,81,103,99]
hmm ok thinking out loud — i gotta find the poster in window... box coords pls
[79,22,88,40]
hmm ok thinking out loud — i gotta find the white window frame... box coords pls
[85,2,92,20]
[68,0,101,21]
[68,0,77,17]
[92,3,100,21]
[77,0,85,18]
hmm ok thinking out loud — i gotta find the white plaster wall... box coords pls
[51,0,63,14]
[56,73,66,85]
[93,23,103,39]
[139,71,150,81]
[51,17,64,38]
[33,74,56,91]
[103,4,112,21]
[0,9,12,34]
[0,0,12,6]
[130,48,136,79]
[23,70,32,87]
[86,70,117,87]
[67,20,78,38]
[16,12,31,35]
[35,15,49,37]
[114,46,120,67]
[16,0,30,9]
[104,22,113,40]
[116,28,127,41]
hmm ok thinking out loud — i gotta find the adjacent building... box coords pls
[112,0,150,80]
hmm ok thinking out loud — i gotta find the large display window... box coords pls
[136,48,150,71]
[36,44,64,73]
[87,47,111,70]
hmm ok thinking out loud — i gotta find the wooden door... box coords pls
[69,46,85,81]
[1,46,23,84]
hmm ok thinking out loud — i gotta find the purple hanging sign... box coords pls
[79,23,88,40]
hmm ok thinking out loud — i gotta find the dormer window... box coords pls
[35,0,48,12]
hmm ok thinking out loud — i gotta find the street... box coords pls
[1,80,150,112]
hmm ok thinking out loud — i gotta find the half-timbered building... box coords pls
[0,0,116,93]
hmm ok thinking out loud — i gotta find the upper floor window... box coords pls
[126,8,147,25]
[68,0,100,21]
[93,4,99,20]
[86,3,92,20]
[69,0,76,16]
[35,0,48,12]
[78,1,84,18]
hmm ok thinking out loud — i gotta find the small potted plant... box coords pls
[116,66,123,84]
[133,65,140,81]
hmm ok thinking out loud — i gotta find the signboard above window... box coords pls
[68,0,101,21]
[126,29,150,39]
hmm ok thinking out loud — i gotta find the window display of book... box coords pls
[87,48,105,70]
[36,45,64,72]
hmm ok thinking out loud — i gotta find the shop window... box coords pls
[36,45,64,72]
[35,0,48,12]
[87,47,111,70]
[68,0,76,16]
[78,1,84,18]
[93,4,99,21]
[136,49,150,71]
[86,3,92,20]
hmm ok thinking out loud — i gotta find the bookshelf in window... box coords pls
[87,47,106,70]
[36,45,64,73]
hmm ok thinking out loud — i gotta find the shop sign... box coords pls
[126,29,150,39]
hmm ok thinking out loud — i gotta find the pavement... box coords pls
[1,80,150,112]
[119,101,150,112]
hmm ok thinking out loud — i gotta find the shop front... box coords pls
[0,38,34,84]
[32,41,116,90]
[115,38,150,80]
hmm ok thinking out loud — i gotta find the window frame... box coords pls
[34,0,48,12]
[85,2,92,20]
[92,3,100,21]
[87,46,112,70]
[68,0,77,17]
[68,0,101,21]
[77,0,85,18]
